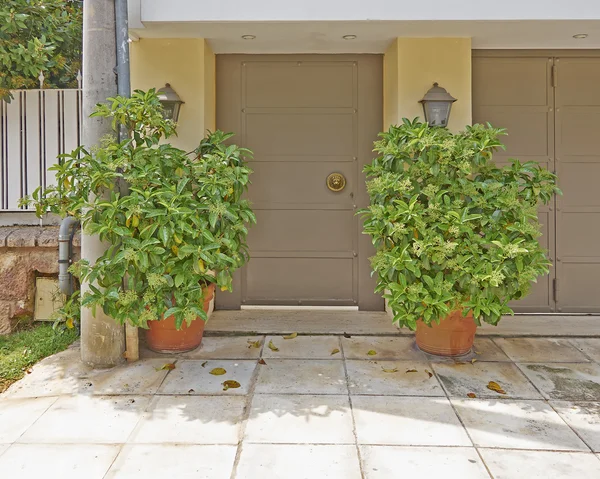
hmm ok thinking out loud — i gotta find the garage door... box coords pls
[473,52,600,313]
[215,55,383,310]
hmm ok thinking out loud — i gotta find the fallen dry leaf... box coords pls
[247,340,261,349]
[454,361,467,365]
[188,389,195,393]
[471,358,478,364]
[331,348,340,356]
[487,381,507,395]
[201,361,208,368]
[268,340,279,352]
[222,380,241,391]
[210,367,227,376]
[160,363,176,371]
[382,367,399,373]
[367,350,377,356]
[474,351,482,355]
[343,332,352,338]
[283,332,298,340]
[467,392,477,398]
[425,369,433,378]
[405,369,418,373]
[258,359,267,365]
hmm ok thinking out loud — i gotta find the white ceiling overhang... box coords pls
[127,1,600,52]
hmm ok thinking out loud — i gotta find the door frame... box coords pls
[215,54,384,311]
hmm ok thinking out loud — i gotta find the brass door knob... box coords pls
[327,173,346,192]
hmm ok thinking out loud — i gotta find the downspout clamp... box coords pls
[58,216,80,295]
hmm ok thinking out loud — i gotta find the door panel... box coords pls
[216,55,383,309]
[244,61,355,108]
[248,161,355,206]
[555,58,600,312]
[244,112,356,157]
[248,210,355,253]
[473,56,555,312]
[245,258,355,304]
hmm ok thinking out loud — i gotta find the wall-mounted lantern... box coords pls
[419,82,456,128]
[157,83,184,122]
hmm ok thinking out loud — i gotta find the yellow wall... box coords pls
[130,38,215,151]
[383,39,399,130]
[203,42,216,133]
[384,38,472,132]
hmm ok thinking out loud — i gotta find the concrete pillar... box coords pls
[384,38,472,132]
[130,38,215,150]
[80,0,125,367]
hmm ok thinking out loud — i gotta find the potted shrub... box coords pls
[22,90,255,353]
[361,119,559,356]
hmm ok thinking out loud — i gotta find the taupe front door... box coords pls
[554,58,600,312]
[216,55,383,310]
[473,51,600,313]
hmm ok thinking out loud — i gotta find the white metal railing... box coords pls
[0,77,82,211]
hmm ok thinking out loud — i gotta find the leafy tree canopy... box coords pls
[0,0,82,101]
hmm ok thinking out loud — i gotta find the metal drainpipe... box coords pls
[115,0,131,142]
[115,0,139,362]
[58,216,80,295]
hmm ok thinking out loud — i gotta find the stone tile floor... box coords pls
[1,335,600,478]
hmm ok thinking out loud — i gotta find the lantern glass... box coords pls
[419,82,456,128]
[161,102,176,121]
[423,101,452,127]
[156,84,184,122]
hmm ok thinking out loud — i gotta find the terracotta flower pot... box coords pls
[415,309,476,356]
[146,283,216,353]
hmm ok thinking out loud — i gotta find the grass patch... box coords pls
[0,322,79,393]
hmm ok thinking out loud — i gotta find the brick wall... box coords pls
[0,226,80,334]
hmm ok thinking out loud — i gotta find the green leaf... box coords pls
[158,226,169,246]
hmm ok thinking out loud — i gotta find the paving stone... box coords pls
[569,338,600,363]
[2,348,93,398]
[255,359,347,394]
[360,446,490,478]
[262,335,342,359]
[0,444,120,479]
[352,396,471,446]
[235,444,362,479]
[451,398,589,451]
[244,394,354,444]
[432,361,542,399]
[130,395,245,444]
[104,444,236,479]
[87,358,173,395]
[181,336,264,359]
[478,449,600,479]
[139,336,266,360]
[346,360,443,396]
[518,362,600,401]
[0,444,8,457]
[158,360,256,395]
[341,336,425,360]
[472,338,511,361]
[19,395,149,444]
[494,338,589,362]
[551,401,600,452]
[5,348,173,397]
[0,396,57,443]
